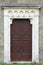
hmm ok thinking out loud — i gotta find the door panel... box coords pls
[10,19,32,61]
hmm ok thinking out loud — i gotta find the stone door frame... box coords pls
[4,8,39,63]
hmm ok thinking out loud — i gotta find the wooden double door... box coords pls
[10,19,32,61]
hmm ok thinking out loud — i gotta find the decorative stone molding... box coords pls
[4,9,39,18]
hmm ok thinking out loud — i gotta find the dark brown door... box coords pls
[10,19,32,61]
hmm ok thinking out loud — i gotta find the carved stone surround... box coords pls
[4,8,39,63]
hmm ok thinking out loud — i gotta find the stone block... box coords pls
[30,0,43,4]
[9,0,17,4]
[1,0,9,5]
[0,46,4,61]
[40,49,43,61]
[0,32,4,46]
[17,0,43,4]
[17,0,30,4]
[40,41,43,49]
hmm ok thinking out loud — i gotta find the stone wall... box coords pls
[0,0,43,62]
[39,7,43,61]
[0,0,43,5]
[0,7,4,62]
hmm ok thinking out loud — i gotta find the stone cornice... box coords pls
[1,4,41,9]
